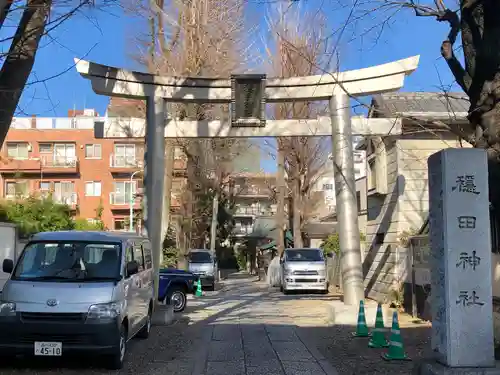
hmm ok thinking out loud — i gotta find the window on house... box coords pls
[5,181,28,197]
[114,219,126,231]
[368,158,376,190]
[53,181,76,205]
[112,181,136,205]
[114,144,136,167]
[40,182,51,197]
[85,181,102,196]
[39,143,52,153]
[356,192,361,212]
[85,144,102,159]
[52,144,76,166]
[322,183,334,191]
[6,143,29,159]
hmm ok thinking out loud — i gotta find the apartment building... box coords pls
[231,173,278,239]
[0,110,186,230]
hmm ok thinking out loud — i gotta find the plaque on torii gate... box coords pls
[75,55,419,306]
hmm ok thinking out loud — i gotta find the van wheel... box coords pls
[106,323,127,370]
[136,306,152,339]
[168,286,187,312]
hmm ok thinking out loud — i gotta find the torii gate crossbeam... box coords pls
[75,55,419,306]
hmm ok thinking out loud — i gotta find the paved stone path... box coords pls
[167,274,339,375]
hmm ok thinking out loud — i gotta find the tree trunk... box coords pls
[0,0,51,146]
[276,148,286,255]
[160,140,175,265]
[292,177,303,248]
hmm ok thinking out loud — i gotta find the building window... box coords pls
[85,144,102,159]
[322,183,334,191]
[356,192,361,212]
[39,143,52,153]
[111,181,136,205]
[113,144,136,167]
[5,181,28,197]
[368,158,376,190]
[114,219,126,231]
[40,181,51,197]
[6,143,29,159]
[85,181,102,196]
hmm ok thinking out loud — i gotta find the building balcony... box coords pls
[109,192,141,210]
[233,226,253,237]
[110,154,142,172]
[0,157,42,173]
[235,186,270,197]
[40,155,79,174]
[234,206,276,217]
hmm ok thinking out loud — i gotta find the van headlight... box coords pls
[283,268,292,276]
[318,269,326,277]
[0,302,16,317]
[87,302,123,320]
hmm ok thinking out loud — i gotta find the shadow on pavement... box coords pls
[0,280,433,374]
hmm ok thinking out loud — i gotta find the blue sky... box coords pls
[1,0,459,171]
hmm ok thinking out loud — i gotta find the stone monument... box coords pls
[418,148,499,374]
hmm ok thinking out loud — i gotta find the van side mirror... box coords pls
[126,261,139,277]
[2,259,13,274]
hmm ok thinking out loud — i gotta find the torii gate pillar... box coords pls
[75,55,419,306]
[330,93,364,304]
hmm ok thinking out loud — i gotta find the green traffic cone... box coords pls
[368,303,389,348]
[352,300,371,337]
[381,311,410,361]
[195,279,203,297]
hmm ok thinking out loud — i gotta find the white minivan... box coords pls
[0,231,154,369]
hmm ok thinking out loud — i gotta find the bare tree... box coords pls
[265,4,330,248]
[128,0,249,268]
[0,0,103,146]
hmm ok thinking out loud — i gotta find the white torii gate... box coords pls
[75,55,419,306]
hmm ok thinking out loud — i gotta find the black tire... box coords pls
[106,323,127,370]
[280,285,283,293]
[136,305,152,339]
[283,288,289,295]
[168,285,187,312]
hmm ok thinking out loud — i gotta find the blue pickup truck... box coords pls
[158,268,198,312]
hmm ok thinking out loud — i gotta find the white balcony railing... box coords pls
[234,206,276,216]
[110,154,142,168]
[110,192,139,205]
[54,193,77,206]
[40,155,78,168]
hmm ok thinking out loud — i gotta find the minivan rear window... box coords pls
[12,241,122,282]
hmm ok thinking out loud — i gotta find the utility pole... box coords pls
[276,147,286,255]
[329,92,364,306]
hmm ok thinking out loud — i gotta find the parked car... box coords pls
[158,268,198,312]
[280,248,328,294]
[187,249,218,290]
[0,231,154,370]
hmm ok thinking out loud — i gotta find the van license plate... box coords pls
[34,342,62,356]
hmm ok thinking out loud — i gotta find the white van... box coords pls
[0,231,154,369]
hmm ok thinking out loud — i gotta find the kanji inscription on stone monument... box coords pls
[428,148,494,368]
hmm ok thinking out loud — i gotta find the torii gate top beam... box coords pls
[75,56,419,103]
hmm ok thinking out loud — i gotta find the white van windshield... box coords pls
[188,252,212,263]
[285,249,324,262]
[12,241,122,282]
